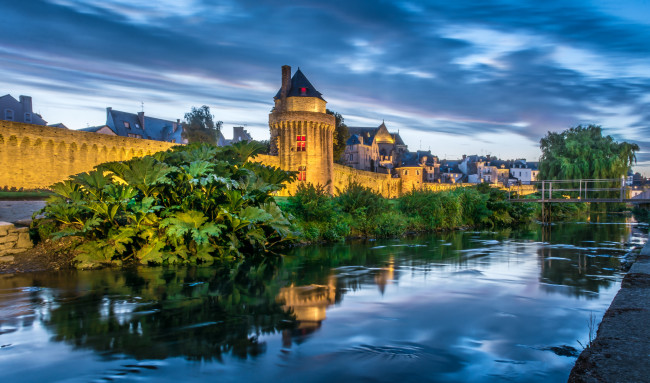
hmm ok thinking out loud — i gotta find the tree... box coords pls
[538,124,638,181]
[182,105,223,144]
[326,109,349,164]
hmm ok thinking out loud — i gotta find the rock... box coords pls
[0,255,14,263]
[0,222,13,236]
[16,232,32,249]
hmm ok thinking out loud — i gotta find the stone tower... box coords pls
[269,66,335,194]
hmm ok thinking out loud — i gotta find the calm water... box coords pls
[0,216,646,382]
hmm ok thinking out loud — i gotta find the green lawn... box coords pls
[0,190,54,200]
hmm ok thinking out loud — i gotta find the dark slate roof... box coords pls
[400,152,420,167]
[47,123,68,129]
[347,127,377,146]
[79,125,108,133]
[274,68,325,100]
[347,124,406,148]
[346,134,362,145]
[393,134,405,146]
[107,109,182,142]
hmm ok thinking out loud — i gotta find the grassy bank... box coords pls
[281,182,535,242]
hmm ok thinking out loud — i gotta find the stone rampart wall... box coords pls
[0,222,32,260]
[0,121,177,190]
[333,164,402,198]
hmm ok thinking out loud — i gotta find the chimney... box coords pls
[137,112,145,131]
[19,96,33,114]
[281,65,291,100]
[174,119,180,133]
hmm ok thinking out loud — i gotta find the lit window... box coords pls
[4,109,14,121]
[300,87,307,96]
[297,166,306,181]
[24,113,32,123]
[296,135,306,151]
[135,123,140,129]
[127,133,142,138]
[124,122,131,128]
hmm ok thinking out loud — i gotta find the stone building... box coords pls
[0,94,47,125]
[81,108,185,143]
[344,122,407,173]
[269,66,336,193]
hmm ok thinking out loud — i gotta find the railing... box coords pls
[508,178,644,203]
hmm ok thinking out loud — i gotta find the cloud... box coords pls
[2,0,650,172]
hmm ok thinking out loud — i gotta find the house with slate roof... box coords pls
[81,108,185,143]
[0,94,48,125]
[344,122,408,173]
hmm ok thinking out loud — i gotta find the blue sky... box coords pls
[2,0,650,173]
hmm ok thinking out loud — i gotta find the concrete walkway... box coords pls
[568,240,650,382]
[0,201,46,224]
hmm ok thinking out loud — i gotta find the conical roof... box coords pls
[274,68,325,100]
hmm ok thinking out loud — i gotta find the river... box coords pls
[0,215,646,382]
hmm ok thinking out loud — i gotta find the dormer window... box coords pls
[300,87,307,96]
[4,109,14,121]
[124,122,131,129]
[24,113,32,123]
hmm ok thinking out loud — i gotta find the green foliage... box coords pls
[182,105,223,144]
[326,109,349,164]
[538,124,638,190]
[37,143,297,268]
[336,181,388,218]
[285,183,335,222]
[284,181,534,242]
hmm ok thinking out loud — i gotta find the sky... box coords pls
[2,0,650,174]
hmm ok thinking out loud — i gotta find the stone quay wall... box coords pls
[0,222,32,261]
[0,120,177,190]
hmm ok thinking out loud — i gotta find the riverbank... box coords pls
[568,236,650,382]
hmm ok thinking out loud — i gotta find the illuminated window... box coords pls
[300,87,307,96]
[297,166,306,181]
[296,135,306,151]
[127,133,142,138]
[124,122,131,129]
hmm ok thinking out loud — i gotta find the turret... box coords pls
[269,66,335,194]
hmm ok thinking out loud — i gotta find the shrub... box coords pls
[36,142,297,268]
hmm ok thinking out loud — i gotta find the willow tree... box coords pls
[539,125,638,181]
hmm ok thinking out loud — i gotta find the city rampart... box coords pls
[0,120,177,190]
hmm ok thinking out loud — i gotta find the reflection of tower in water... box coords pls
[277,257,397,347]
[277,276,337,346]
[374,256,395,295]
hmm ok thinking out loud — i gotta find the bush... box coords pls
[36,142,297,268]
[285,183,335,222]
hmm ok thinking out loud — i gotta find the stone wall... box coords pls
[0,120,177,190]
[333,164,402,198]
[0,222,32,261]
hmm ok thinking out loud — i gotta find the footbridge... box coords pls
[508,179,650,204]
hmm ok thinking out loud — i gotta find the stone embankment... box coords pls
[0,221,33,262]
[568,238,650,382]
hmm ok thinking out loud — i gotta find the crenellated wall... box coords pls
[0,120,177,190]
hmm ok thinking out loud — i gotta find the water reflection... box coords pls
[0,215,645,382]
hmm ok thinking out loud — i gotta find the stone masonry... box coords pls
[0,221,32,262]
